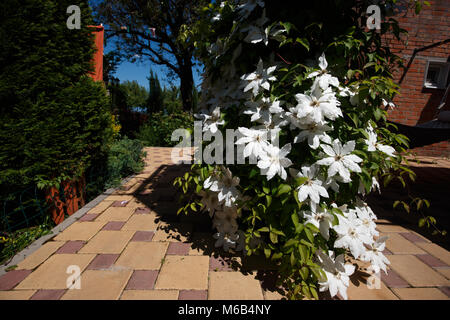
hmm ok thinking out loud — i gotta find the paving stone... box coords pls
[209,272,264,300]
[347,278,398,300]
[78,214,99,222]
[102,221,126,231]
[55,241,85,254]
[120,290,179,300]
[167,243,191,255]
[188,233,215,256]
[115,242,168,270]
[376,223,410,233]
[264,289,286,300]
[399,232,429,243]
[178,290,207,300]
[61,269,132,300]
[86,254,120,270]
[30,289,66,300]
[15,254,95,289]
[152,222,193,242]
[435,268,450,279]
[209,256,235,271]
[112,200,129,207]
[17,241,66,270]
[121,214,159,231]
[0,290,36,300]
[131,231,155,242]
[134,207,152,214]
[416,254,448,268]
[88,201,114,214]
[78,231,134,254]
[438,286,450,297]
[392,288,449,300]
[96,207,135,222]
[0,270,33,290]
[381,269,409,288]
[415,243,450,265]
[155,256,209,290]
[54,221,106,241]
[388,255,449,287]
[125,270,158,290]
[383,233,426,254]
[105,195,134,202]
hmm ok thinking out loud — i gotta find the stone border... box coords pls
[0,174,136,277]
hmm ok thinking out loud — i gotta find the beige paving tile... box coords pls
[435,268,450,279]
[382,233,426,254]
[105,195,134,201]
[88,201,114,214]
[96,207,135,222]
[17,241,66,270]
[121,214,159,231]
[188,233,215,256]
[54,221,106,241]
[115,242,168,270]
[392,288,449,300]
[152,222,193,242]
[376,223,410,233]
[209,272,264,300]
[61,269,132,300]
[78,231,135,254]
[388,255,449,287]
[416,243,450,265]
[264,290,286,300]
[0,290,36,300]
[155,256,209,290]
[347,280,398,300]
[120,290,179,300]
[15,254,95,289]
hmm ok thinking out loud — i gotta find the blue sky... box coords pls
[91,0,204,90]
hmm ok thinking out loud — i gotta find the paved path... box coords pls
[0,147,449,300]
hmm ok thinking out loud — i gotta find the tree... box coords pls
[0,0,113,190]
[94,0,208,111]
[120,80,149,111]
[147,69,164,113]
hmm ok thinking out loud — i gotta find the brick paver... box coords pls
[1,149,449,300]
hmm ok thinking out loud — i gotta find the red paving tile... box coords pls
[55,241,85,254]
[30,289,66,300]
[399,232,429,243]
[125,270,158,290]
[415,254,448,268]
[167,243,191,255]
[102,221,126,231]
[134,207,152,214]
[381,269,410,288]
[178,290,208,300]
[86,254,119,270]
[209,256,234,272]
[0,270,32,290]
[438,286,450,298]
[78,214,99,222]
[131,231,154,242]
[112,200,129,207]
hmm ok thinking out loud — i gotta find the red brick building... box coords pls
[385,0,450,157]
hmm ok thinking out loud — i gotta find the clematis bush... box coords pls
[175,0,419,299]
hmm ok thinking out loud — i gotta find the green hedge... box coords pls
[136,111,194,147]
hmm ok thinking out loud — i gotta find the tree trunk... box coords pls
[179,58,194,112]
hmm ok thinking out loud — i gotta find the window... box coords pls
[424,60,450,89]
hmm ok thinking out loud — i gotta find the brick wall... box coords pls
[384,0,450,157]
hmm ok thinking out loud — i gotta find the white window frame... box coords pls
[423,59,450,89]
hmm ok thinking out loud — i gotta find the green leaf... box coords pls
[269,232,278,244]
[276,184,292,197]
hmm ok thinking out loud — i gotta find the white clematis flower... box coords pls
[365,125,396,158]
[333,213,373,259]
[317,250,356,300]
[290,166,329,205]
[302,204,334,240]
[257,143,293,180]
[194,106,225,134]
[361,236,390,274]
[316,139,363,182]
[244,97,283,124]
[294,88,342,124]
[308,53,340,91]
[293,122,332,149]
[198,190,219,217]
[241,59,276,96]
[235,127,270,159]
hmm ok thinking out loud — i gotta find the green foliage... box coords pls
[120,80,149,111]
[103,137,146,189]
[0,0,113,190]
[136,111,193,147]
[147,69,164,113]
[0,218,53,265]
[163,85,183,113]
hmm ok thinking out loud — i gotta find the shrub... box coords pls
[136,111,194,147]
[175,0,422,300]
